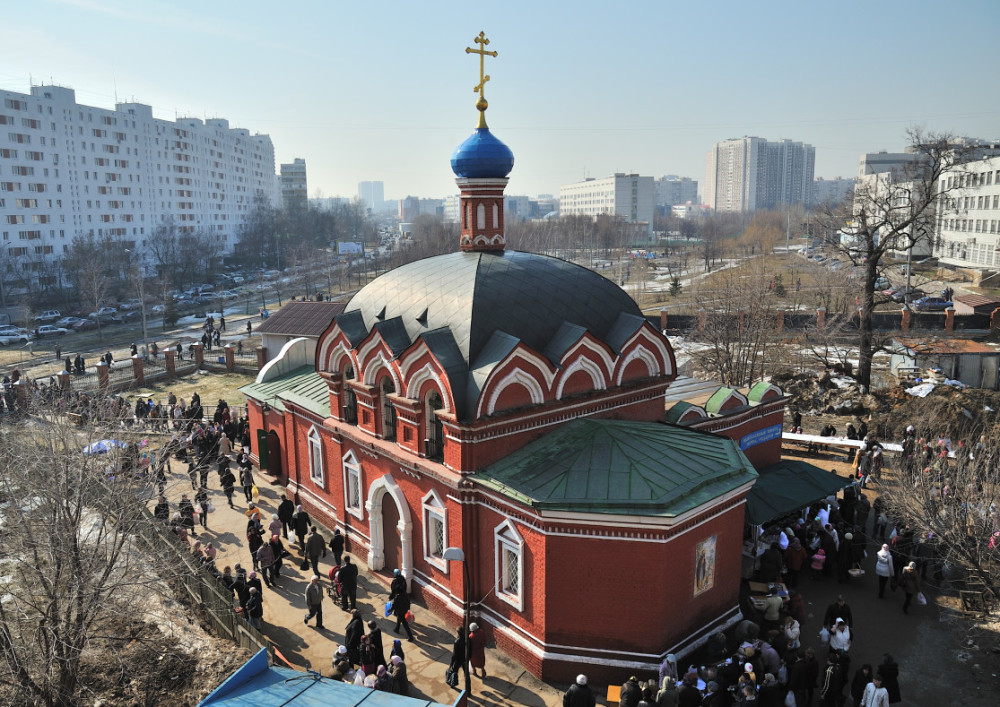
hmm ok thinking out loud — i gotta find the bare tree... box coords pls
[816,132,972,391]
[0,416,156,706]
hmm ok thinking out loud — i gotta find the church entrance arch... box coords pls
[365,474,413,584]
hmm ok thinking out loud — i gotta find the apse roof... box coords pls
[254,301,346,337]
[474,418,757,516]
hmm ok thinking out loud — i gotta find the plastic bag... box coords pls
[818,627,830,646]
[916,591,927,605]
[784,690,797,707]
[405,609,415,624]
[251,484,260,498]
[445,666,458,688]
[207,501,216,513]
[385,601,393,618]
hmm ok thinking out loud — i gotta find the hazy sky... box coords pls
[3,0,999,201]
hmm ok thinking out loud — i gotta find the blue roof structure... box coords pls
[198,649,460,707]
[450,127,514,179]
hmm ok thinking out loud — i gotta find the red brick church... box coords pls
[242,38,783,683]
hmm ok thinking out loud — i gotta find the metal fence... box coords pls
[134,508,268,655]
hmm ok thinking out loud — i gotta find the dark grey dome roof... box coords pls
[342,250,642,369]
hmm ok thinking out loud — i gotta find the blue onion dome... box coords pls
[450,128,514,179]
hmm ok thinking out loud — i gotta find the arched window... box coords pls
[492,202,499,229]
[494,519,524,611]
[343,450,363,520]
[422,490,448,571]
[380,377,397,441]
[477,203,486,230]
[307,426,323,486]
[342,364,357,424]
[424,391,444,461]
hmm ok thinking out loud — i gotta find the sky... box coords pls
[3,0,999,202]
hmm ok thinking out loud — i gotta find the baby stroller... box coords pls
[327,565,343,601]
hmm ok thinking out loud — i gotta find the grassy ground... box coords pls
[121,370,257,408]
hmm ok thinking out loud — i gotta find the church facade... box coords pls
[241,37,769,683]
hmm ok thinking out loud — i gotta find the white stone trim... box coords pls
[404,363,452,413]
[555,355,607,399]
[494,519,524,612]
[421,489,448,574]
[482,368,545,417]
[365,474,413,583]
[307,425,324,488]
[342,450,364,520]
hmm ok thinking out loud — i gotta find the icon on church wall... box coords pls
[694,535,716,596]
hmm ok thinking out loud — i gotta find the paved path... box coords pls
[156,455,566,706]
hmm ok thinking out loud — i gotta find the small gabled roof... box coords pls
[543,321,588,365]
[894,337,997,355]
[255,301,345,337]
[240,365,330,419]
[705,386,748,415]
[664,400,707,424]
[474,418,757,516]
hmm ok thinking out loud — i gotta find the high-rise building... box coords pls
[357,180,385,213]
[559,173,655,238]
[654,175,699,208]
[0,83,278,269]
[705,137,815,212]
[280,158,307,210]
[811,177,855,206]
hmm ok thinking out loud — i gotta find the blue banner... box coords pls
[740,424,783,451]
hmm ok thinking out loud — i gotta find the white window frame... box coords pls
[342,450,363,520]
[494,519,524,611]
[421,490,448,572]
[307,426,324,487]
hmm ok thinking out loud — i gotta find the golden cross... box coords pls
[466,31,498,103]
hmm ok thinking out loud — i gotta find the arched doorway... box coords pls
[365,475,413,584]
[381,493,401,577]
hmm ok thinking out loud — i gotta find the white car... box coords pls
[35,325,69,337]
[0,330,29,345]
[55,316,84,328]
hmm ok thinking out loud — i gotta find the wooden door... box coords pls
[381,493,401,576]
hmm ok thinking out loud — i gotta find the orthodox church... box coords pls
[242,35,774,683]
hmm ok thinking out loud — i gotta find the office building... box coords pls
[280,158,307,210]
[357,180,385,213]
[934,155,1000,271]
[0,82,278,273]
[655,175,699,208]
[559,173,655,238]
[705,137,815,212]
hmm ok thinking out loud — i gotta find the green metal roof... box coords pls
[747,381,778,404]
[474,418,758,516]
[745,459,851,526]
[240,366,330,419]
[704,386,740,415]
[665,400,703,424]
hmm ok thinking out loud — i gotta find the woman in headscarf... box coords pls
[875,544,895,599]
[468,622,487,678]
[389,654,409,695]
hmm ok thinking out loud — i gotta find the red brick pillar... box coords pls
[96,362,109,391]
[776,309,785,334]
[57,371,71,390]
[991,307,1000,331]
[697,310,706,334]
[131,355,145,385]
[256,346,269,370]
[164,349,176,375]
[816,307,826,331]
[945,307,955,332]
[901,307,911,335]
[224,344,235,372]
[193,343,204,366]
[660,308,668,331]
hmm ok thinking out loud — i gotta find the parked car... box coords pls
[73,319,100,331]
[35,324,69,337]
[88,306,118,318]
[875,276,892,291]
[55,316,84,328]
[121,310,144,322]
[118,299,143,311]
[33,309,61,323]
[913,296,953,311]
[151,304,166,314]
[890,287,924,303]
[0,326,30,345]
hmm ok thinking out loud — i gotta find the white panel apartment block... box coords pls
[0,84,278,266]
[934,156,1000,270]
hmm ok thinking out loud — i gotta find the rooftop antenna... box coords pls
[113,69,118,103]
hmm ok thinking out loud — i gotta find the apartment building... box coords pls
[558,173,654,238]
[280,158,307,210]
[705,137,814,212]
[0,83,278,277]
[934,155,1000,271]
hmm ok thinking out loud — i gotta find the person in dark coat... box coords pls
[758,543,783,583]
[368,620,387,668]
[277,495,295,539]
[344,610,365,666]
[329,528,345,565]
[293,504,312,551]
[448,627,467,687]
[153,496,170,522]
[819,653,845,706]
[338,556,358,610]
[389,655,409,696]
[245,586,263,630]
[563,674,596,707]
[620,675,643,707]
[878,654,901,703]
[178,494,197,537]
[850,664,873,706]
[675,672,701,707]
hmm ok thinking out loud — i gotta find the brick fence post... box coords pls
[901,307,911,335]
[96,361,109,391]
[164,349,176,376]
[659,308,668,331]
[776,308,785,334]
[991,307,1000,331]
[697,310,706,334]
[131,355,145,386]
[13,381,29,411]
[256,346,269,370]
[224,344,235,372]
[945,307,955,332]
[816,307,826,331]
[193,343,205,366]
[57,371,71,391]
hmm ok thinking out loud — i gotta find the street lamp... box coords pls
[442,546,472,698]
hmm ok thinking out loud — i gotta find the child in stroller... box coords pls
[327,564,343,602]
